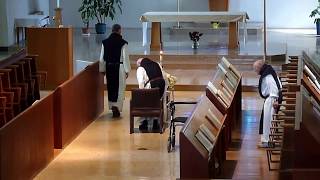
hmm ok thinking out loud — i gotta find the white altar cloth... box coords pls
[140,11,249,23]
[140,12,249,46]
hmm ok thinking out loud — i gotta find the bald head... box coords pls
[253,60,265,75]
[136,58,143,67]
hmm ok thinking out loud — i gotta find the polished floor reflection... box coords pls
[35,92,277,179]
[73,27,319,63]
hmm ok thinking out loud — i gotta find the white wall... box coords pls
[59,0,318,29]
[266,0,317,28]
[0,0,9,46]
[231,0,317,28]
[3,0,49,46]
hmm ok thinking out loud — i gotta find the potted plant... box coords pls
[189,31,203,49]
[91,0,123,34]
[78,0,94,35]
[310,0,320,35]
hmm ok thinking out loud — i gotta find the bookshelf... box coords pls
[205,57,242,148]
[180,95,227,179]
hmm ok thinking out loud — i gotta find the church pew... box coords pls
[53,62,104,149]
[23,57,40,100]
[0,97,6,127]
[14,61,35,105]
[27,54,46,92]
[0,74,15,121]
[5,65,29,110]
[0,71,22,115]
[0,93,54,180]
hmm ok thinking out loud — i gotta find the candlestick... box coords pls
[160,50,163,67]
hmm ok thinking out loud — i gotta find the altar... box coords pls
[140,11,249,50]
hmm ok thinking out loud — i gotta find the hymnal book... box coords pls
[221,57,231,68]
[218,63,228,75]
[225,77,236,89]
[221,81,234,96]
[221,87,233,100]
[226,72,238,87]
[207,81,218,95]
[199,124,216,143]
[218,63,238,86]
[307,77,320,94]
[207,82,229,108]
[304,65,316,81]
[221,57,241,78]
[222,79,235,93]
[218,97,228,108]
[229,70,239,81]
[206,108,222,129]
[315,80,320,91]
[195,130,213,153]
[218,90,231,106]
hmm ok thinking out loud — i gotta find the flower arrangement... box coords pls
[189,31,203,42]
[189,31,203,49]
[166,73,177,90]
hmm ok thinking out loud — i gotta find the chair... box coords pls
[0,71,21,115]
[0,75,14,121]
[0,68,28,110]
[27,55,47,90]
[23,58,40,100]
[14,61,35,105]
[0,97,6,127]
[130,88,164,134]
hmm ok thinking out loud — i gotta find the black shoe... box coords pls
[111,106,120,118]
[152,119,160,130]
[139,120,148,131]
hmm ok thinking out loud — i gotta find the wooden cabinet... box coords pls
[26,27,73,89]
[208,0,229,11]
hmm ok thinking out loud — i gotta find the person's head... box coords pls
[253,60,265,75]
[112,24,122,34]
[136,58,143,67]
[136,58,152,67]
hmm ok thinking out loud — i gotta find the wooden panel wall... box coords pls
[208,0,229,11]
[0,93,54,180]
[26,27,73,90]
[54,62,104,149]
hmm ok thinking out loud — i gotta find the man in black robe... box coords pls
[136,58,166,130]
[99,24,131,118]
[253,60,282,148]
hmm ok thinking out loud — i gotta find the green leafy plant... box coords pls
[310,0,320,24]
[78,0,94,28]
[78,0,122,26]
[91,0,123,24]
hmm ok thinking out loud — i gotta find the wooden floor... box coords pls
[35,91,278,179]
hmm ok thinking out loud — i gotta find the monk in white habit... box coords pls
[99,24,131,117]
[253,60,282,148]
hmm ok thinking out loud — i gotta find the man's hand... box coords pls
[125,73,129,79]
[273,100,279,110]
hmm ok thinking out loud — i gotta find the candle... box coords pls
[57,0,60,8]
[160,50,163,67]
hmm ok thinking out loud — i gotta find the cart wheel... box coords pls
[167,137,172,153]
